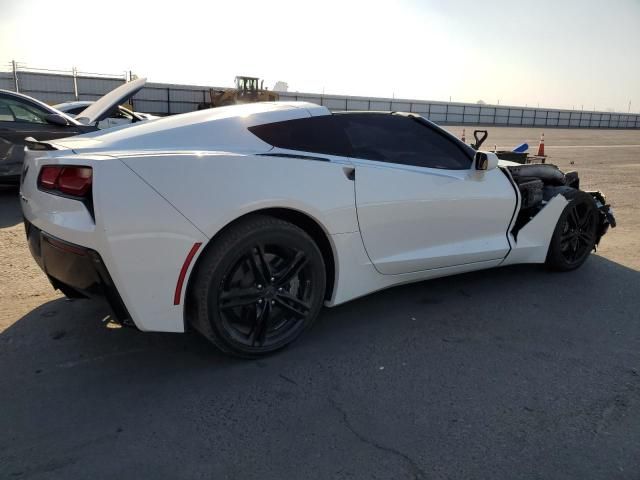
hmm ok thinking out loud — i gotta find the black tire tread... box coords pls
[545,189,598,271]
[188,214,325,357]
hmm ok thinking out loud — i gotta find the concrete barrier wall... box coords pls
[2,69,638,128]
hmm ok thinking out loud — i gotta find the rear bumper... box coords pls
[25,220,132,325]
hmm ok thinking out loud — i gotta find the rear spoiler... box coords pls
[24,137,58,151]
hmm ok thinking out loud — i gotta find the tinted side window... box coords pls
[0,97,48,124]
[248,115,351,157]
[340,114,471,170]
[0,103,12,122]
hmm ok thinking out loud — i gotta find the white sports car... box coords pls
[20,102,615,357]
[54,100,159,130]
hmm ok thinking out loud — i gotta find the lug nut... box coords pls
[258,298,263,304]
[271,300,275,305]
[257,284,263,289]
[270,277,275,282]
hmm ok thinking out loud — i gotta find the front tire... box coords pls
[188,215,326,358]
[546,190,599,271]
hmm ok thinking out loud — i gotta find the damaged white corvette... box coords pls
[20,102,615,357]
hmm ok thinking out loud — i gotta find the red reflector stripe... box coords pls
[174,242,202,305]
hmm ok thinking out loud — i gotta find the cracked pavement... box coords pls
[2,254,639,479]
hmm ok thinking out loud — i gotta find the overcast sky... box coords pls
[0,0,638,112]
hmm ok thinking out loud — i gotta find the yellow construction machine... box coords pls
[198,76,279,109]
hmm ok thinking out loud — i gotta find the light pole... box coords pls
[11,59,19,92]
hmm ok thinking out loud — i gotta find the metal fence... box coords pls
[278,92,640,129]
[133,83,212,115]
[2,62,639,128]
[0,63,128,105]
[0,62,213,115]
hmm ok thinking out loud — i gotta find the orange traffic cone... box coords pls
[537,132,545,156]
[461,128,466,143]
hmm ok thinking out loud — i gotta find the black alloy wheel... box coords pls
[217,244,315,349]
[546,190,599,271]
[558,202,597,264]
[189,215,326,357]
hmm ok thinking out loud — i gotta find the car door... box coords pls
[0,95,65,175]
[341,113,516,275]
[0,94,91,144]
[0,96,63,146]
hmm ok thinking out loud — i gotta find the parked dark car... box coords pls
[0,78,146,185]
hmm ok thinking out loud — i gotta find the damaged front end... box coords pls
[589,190,617,243]
[504,163,616,247]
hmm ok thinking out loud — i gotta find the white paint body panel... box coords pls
[55,101,157,130]
[20,102,572,333]
[47,101,328,153]
[353,160,515,274]
[75,77,146,126]
[21,151,207,332]
[121,151,358,238]
[329,231,503,305]
[500,195,568,265]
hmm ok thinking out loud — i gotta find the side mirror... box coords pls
[474,151,498,171]
[44,113,70,126]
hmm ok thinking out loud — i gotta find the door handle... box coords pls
[342,167,355,181]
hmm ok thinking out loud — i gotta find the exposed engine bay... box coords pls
[504,163,616,244]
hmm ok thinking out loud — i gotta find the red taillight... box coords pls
[57,167,92,196]
[38,166,92,198]
[39,166,61,189]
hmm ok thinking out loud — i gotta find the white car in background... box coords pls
[20,102,615,357]
[54,101,158,130]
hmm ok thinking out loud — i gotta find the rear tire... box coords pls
[545,190,599,271]
[188,215,326,358]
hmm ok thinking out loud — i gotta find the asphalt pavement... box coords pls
[2,253,639,479]
[2,127,640,479]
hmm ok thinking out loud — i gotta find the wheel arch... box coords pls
[183,207,337,329]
